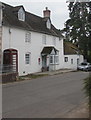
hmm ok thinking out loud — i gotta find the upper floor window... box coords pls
[53,36,56,46]
[25,32,31,43]
[42,34,46,44]
[18,7,25,21]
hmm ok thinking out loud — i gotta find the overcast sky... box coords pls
[0,0,69,30]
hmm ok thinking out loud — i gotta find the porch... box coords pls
[41,46,59,72]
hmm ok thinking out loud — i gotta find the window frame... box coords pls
[53,36,56,46]
[18,8,25,21]
[25,32,31,43]
[42,34,46,45]
[64,57,68,62]
[49,55,59,65]
[71,59,73,64]
[25,53,31,65]
[77,58,79,65]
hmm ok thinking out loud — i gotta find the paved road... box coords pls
[2,71,89,118]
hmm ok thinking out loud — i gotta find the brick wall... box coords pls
[1,72,18,83]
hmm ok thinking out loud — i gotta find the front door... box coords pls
[42,55,47,71]
[42,55,47,68]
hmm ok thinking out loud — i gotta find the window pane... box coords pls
[64,57,68,62]
[53,37,56,46]
[25,53,30,64]
[77,58,79,65]
[50,56,53,64]
[42,35,46,44]
[25,32,31,43]
[71,59,73,64]
[54,55,59,64]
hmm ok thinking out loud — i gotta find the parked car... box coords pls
[77,62,91,71]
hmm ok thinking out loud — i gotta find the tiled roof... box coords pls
[2,2,62,37]
[64,42,82,55]
[41,46,58,55]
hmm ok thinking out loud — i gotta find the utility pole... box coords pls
[0,2,2,119]
[0,2,4,119]
[0,2,4,71]
[0,2,2,66]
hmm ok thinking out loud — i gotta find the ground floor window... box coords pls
[25,53,31,64]
[50,55,59,64]
[77,58,79,65]
[64,57,68,62]
[71,59,73,64]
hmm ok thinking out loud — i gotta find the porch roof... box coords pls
[41,46,58,55]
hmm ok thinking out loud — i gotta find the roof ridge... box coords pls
[26,11,43,20]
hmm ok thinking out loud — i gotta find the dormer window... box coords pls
[46,19,51,29]
[18,7,25,21]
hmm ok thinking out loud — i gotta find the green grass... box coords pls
[18,74,48,81]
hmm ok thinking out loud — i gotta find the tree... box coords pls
[88,1,91,62]
[62,0,91,61]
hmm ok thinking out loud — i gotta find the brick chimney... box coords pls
[43,7,51,18]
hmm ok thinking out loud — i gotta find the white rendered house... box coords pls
[2,3,64,76]
[63,42,84,70]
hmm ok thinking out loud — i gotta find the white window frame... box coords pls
[25,53,31,65]
[46,19,51,29]
[53,36,56,46]
[50,55,59,65]
[54,55,59,64]
[25,32,31,43]
[77,58,79,65]
[42,34,46,45]
[18,8,25,21]
[64,57,68,62]
[71,59,73,64]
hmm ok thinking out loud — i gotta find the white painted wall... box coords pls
[63,54,84,70]
[2,26,64,76]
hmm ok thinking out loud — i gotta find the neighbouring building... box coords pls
[63,42,83,70]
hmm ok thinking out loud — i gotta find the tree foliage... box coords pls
[62,1,91,61]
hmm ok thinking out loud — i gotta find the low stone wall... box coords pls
[0,72,18,83]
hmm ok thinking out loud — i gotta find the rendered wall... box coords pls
[2,26,64,76]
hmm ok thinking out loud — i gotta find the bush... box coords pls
[84,73,91,118]
[84,73,91,105]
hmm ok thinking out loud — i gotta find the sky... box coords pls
[0,0,69,30]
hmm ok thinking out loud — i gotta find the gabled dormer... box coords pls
[46,18,51,29]
[13,6,25,22]
[43,7,51,29]
[18,7,25,21]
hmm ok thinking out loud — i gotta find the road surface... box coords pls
[2,71,89,118]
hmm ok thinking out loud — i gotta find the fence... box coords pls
[0,64,17,74]
[0,64,18,83]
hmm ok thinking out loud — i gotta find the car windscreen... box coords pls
[81,63,87,65]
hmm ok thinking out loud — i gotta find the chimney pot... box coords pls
[43,7,51,18]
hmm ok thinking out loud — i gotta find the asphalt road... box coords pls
[2,71,89,118]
